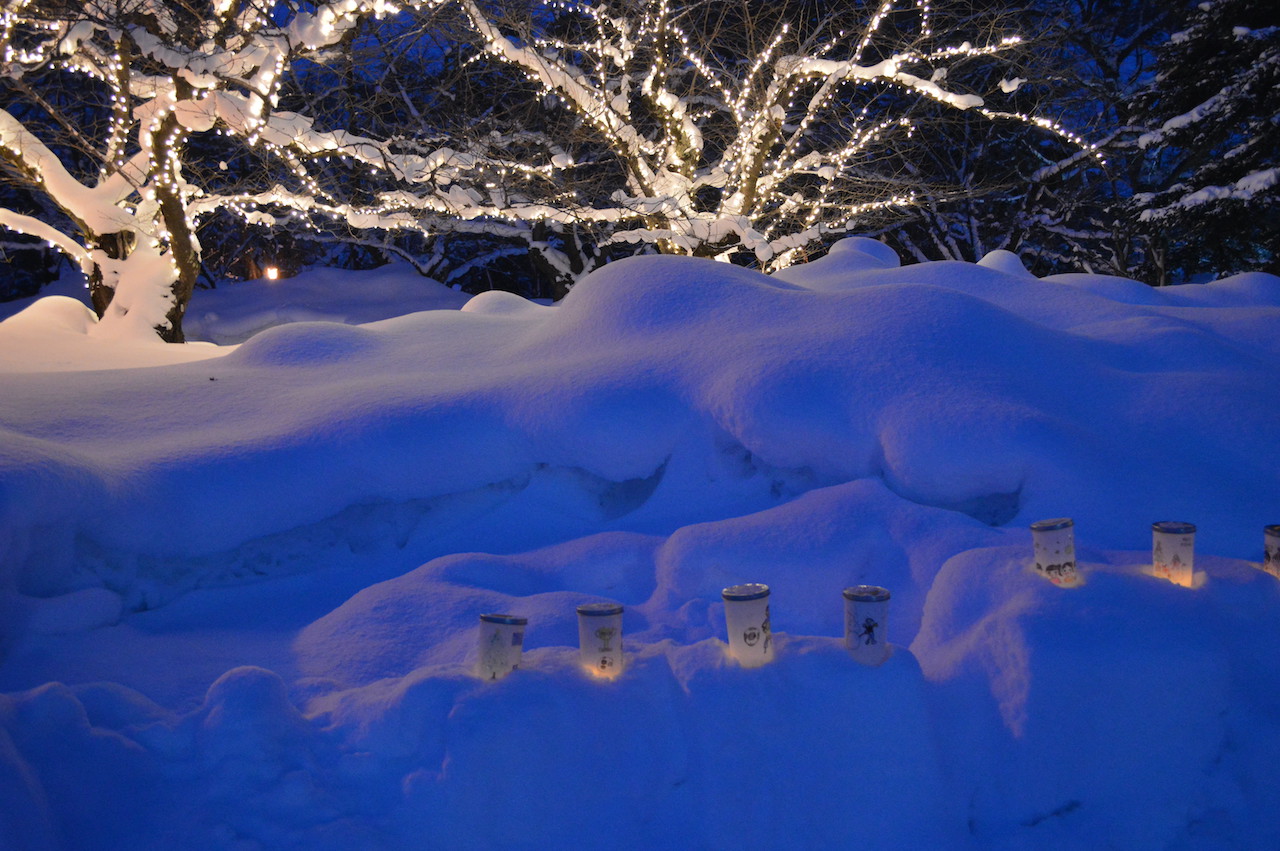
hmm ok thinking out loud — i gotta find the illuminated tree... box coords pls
[411,0,1098,274]
[0,0,445,341]
[2,0,1099,339]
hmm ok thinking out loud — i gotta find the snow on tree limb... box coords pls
[424,0,1086,272]
[0,0,441,340]
[0,109,134,235]
[2,0,1099,338]
[0,207,91,270]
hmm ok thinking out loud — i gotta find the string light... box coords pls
[1,0,1102,316]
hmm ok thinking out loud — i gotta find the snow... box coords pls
[1,242,1279,848]
[182,264,471,345]
[1145,166,1280,216]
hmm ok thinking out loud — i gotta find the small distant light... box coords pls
[264,266,280,280]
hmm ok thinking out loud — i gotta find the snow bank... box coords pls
[1,244,1276,601]
[1,546,1276,848]
[1,240,1278,848]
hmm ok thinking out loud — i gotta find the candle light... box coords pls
[576,602,624,679]
[843,585,890,666]
[1030,518,1079,587]
[721,583,773,667]
[264,265,280,280]
[477,613,527,681]
[1264,525,1280,580]
[1152,521,1196,587]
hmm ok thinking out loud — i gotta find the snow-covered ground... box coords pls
[1,241,1278,849]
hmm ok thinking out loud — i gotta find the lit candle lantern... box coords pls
[477,613,527,681]
[576,602,624,679]
[721,583,773,668]
[1152,521,1196,587]
[264,266,280,280]
[1264,525,1280,580]
[1030,517,1079,587]
[843,585,891,666]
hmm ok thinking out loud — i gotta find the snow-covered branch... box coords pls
[426,0,1093,272]
[0,0,437,340]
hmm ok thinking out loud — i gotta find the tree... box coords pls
[1128,0,1279,283]
[414,0,1095,275]
[0,0,456,341]
[2,0,1101,338]
[881,0,1176,276]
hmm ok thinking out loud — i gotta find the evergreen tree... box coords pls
[882,0,1174,277]
[1130,0,1280,282]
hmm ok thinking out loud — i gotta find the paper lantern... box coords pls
[1030,517,1079,587]
[576,602,624,679]
[1264,525,1280,580]
[843,585,891,666]
[264,265,280,281]
[477,613,527,680]
[721,583,773,668]
[1152,521,1196,587]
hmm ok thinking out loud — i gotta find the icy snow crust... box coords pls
[1,242,1279,848]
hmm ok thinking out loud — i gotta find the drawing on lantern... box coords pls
[743,627,760,646]
[595,627,615,652]
[1044,562,1077,581]
[484,631,504,679]
[859,616,879,646]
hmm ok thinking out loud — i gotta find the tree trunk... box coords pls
[88,231,132,317]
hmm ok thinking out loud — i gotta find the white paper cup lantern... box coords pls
[477,613,527,681]
[1264,525,1280,580]
[843,585,891,666]
[1030,517,1079,587]
[721,583,773,667]
[576,602,624,679]
[1152,521,1196,587]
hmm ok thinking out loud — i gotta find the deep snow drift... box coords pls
[0,241,1278,849]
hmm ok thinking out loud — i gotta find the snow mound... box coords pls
[978,248,1037,278]
[770,235,900,289]
[227,321,385,368]
[2,242,1280,848]
[1,248,1277,599]
[1,295,97,333]
[460,289,551,317]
